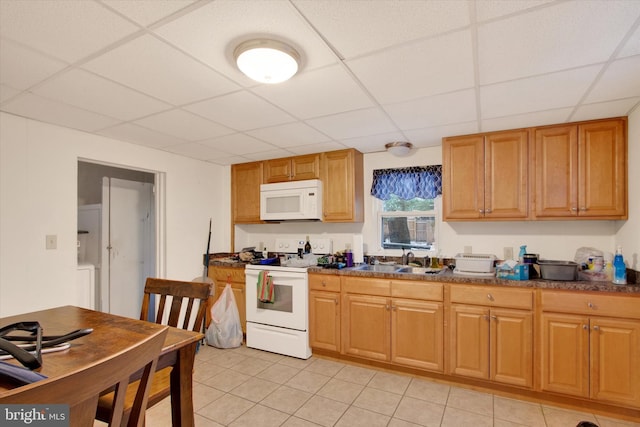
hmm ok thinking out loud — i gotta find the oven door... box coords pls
[245,268,308,331]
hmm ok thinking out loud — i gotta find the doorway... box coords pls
[77,161,157,318]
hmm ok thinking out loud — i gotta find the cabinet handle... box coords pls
[593,325,600,331]
[490,315,497,320]
[334,298,338,305]
[483,315,490,321]
[587,302,594,309]
[487,294,494,301]
[580,207,587,211]
[570,207,578,212]
[485,208,492,213]
[583,324,589,330]
[386,304,390,310]
[479,209,485,214]
[321,281,327,287]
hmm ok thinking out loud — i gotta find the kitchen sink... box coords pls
[354,264,447,275]
[354,264,400,273]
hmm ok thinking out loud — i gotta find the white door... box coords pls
[101,177,154,318]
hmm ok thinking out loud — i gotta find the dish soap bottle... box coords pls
[518,245,527,263]
[612,246,627,285]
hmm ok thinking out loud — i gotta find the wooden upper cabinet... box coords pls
[263,154,320,183]
[443,130,528,220]
[231,161,263,223]
[533,118,627,219]
[321,149,364,222]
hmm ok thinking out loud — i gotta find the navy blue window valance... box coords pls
[370,165,442,201]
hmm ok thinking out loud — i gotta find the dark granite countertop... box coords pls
[307,266,640,294]
[208,258,639,294]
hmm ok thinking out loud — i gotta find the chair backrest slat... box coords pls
[140,278,213,332]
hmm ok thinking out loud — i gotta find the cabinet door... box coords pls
[540,312,589,397]
[449,304,489,379]
[291,154,320,181]
[392,299,443,372]
[322,149,364,222]
[590,317,640,407]
[484,130,528,219]
[263,158,291,183]
[533,125,578,218]
[442,135,485,220]
[490,308,533,388]
[578,119,626,218]
[342,294,390,361]
[309,290,340,352]
[232,161,263,223]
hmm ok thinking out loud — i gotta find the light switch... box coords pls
[46,235,57,250]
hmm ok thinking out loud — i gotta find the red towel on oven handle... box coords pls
[257,270,274,303]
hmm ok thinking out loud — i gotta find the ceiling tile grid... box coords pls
[1,0,639,165]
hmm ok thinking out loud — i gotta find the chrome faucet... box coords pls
[407,251,415,265]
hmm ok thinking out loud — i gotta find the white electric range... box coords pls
[245,238,332,359]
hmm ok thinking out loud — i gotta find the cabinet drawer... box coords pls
[342,276,391,296]
[450,284,533,309]
[392,280,443,301]
[541,290,640,319]
[213,267,245,283]
[309,274,341,292]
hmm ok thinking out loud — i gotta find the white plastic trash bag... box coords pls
[206,283,243,348]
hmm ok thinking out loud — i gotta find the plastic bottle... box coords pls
[304,236,311,254]
[262,247,268,259]
[612,246,627,285]
[518,245,527,263]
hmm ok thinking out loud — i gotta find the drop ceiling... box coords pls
[1,0,639,166]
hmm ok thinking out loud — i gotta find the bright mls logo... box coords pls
[1,405,69,426]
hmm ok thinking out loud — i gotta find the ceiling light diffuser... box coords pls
[385,141,413,157]
[234,39,300,84]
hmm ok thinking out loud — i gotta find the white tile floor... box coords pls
[142,344,639,427]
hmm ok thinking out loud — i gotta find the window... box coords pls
[370,166,442,252]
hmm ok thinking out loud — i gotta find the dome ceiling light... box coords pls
[385,141,413,157]
[234,39,300,84]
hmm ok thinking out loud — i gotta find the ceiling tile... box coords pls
[0,0,139,63]
[384,89,477,130]
[246,122,330,147]
[185,91,295,131]
[82,34,240,105]
[305,107,398,140]
[0,40,68,91]
[242,148,298,161]
[134,109,234,141]
[286,142,348,156]
[293,0,470,58]
[480,65,602,118]
[347,30,475,105]
[2,93,119,132]
[102,0,198,27]
[481,108,573,132]
[97,123,186,149]
[0,84,21,103]
[585,55,640,103]
[200,133,275,155]
[154,0,337,86]
[252,65,374,119]
[474,0,554,22]
[404,122,480,147]
[618,24,640,58]
[478,0,640,85]
[161,142,225,160]
[572,98,640,122]
[32,69,171,121]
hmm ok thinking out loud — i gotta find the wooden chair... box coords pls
[1,326,168,427]
[96,278,213,425]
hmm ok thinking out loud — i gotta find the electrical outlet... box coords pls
[504,247,514,260]
[46,235,57,250]
[463,246,472,254]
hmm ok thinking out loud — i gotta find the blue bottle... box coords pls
[613,246,627,285]
[518,245,527,263]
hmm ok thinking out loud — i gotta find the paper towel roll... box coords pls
[352,234,364,264]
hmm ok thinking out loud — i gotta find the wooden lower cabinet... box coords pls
[309,274,341,352]
[341,277,444,372]
[209,266,246,333]
[541,312,640,407]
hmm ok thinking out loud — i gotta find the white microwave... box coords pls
[260,179,323,221]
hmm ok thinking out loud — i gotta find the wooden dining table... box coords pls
[0,305,204,427]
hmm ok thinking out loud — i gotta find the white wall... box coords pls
[0,112,229,316]
[236,113,639,267]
